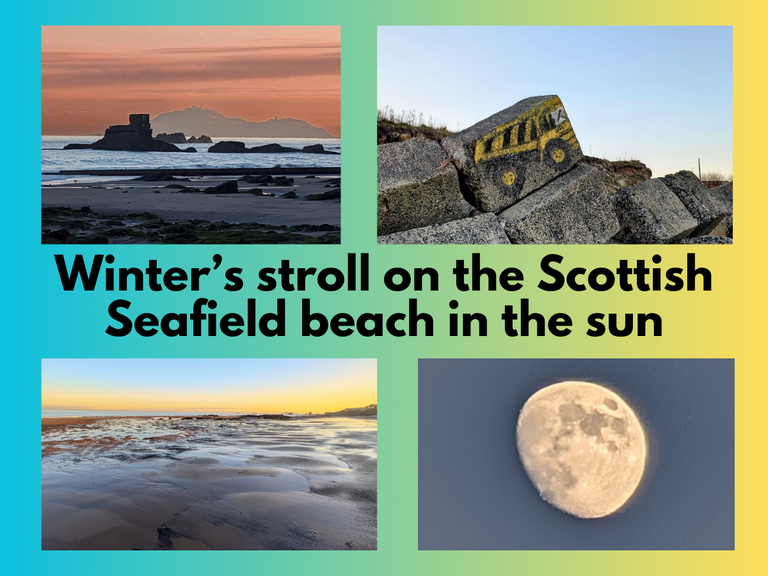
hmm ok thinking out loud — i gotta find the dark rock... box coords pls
[208,141,332,154]
[301,144,339,155]
[281,191,299,199]
[133,172,182,182]
[182,147,196,153]
[442,95,583,212]
[203,180,239,194]
[63,143,92,150]
[378,213,510,245]
[271,176,295,186]
[377,138,463,236]
[42,229,70,243]
[155,132,187,143]
[79,206,92,214]
[250,143,301,153]
[660,171,726,236]
[209,141,249,153]
[89,114,183,152]
[306,188,340,201]
[187,135,213,143]
[612,179,697,243]
[240,175,273,184]
[498,165,619,244]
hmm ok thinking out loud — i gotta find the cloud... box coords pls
[42,48,340,89]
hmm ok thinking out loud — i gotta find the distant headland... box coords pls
[152,105,335,139]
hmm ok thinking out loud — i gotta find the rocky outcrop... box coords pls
[66,114,186,152]
[187,135,213,143]
[155,132,187,143]
[208,141,339,154]
[306,188,340,201]
[202,181,239,194]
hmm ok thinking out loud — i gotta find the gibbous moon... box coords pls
[516,381,646,519]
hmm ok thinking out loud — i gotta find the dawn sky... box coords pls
[378,26,733,178]
[42,26,340,136]
[42,358,376,414]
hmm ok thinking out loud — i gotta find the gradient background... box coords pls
[4,0,763,573]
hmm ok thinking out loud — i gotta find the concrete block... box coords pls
[708,181,733,237]
[377,213,510,245]
[377,138,463,236]
[442,95,583,212]
[660,171,727,236]
[498,165,619,244]
[680,236,732,244]
[613,179,698,243]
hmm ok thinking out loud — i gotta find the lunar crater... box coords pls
[516,381,647,519]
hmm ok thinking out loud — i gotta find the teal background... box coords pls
[5,1,764,573]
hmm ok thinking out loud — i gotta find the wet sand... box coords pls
[41,175,340,227]
[42,415,376,550]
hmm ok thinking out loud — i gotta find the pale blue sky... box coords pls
[378,26,732,178]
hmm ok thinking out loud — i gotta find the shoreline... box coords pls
[42,414,377,549]
[42,413,377,432]
[42,173,341,243]
[46,167,340,177]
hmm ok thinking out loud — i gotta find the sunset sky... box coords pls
[42,358,375,414]
[42,26,340,136]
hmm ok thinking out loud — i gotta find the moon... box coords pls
[516,381,646,519]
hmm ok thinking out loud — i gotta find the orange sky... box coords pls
[42,26,340,136]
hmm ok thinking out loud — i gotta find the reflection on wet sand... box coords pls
[42,416,377,550]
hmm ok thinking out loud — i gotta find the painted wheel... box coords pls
[497,164,525,198]
[544,138,573,171]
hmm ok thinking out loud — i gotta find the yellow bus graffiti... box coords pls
[473,96,580,173]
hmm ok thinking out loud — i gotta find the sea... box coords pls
[42,409,250,418]
[42,136,341,184]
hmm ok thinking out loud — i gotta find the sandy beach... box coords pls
[42,415,376,550]
[41,173,341,244]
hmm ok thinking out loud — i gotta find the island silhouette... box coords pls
[151,105,334,139]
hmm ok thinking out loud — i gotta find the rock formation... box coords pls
[64,114,196,152]
[208,141,339,154]
[377,95,733,245]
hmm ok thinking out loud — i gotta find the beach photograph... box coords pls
[42,26,341,244]
[377,27,732,245]
[42,358,376,550]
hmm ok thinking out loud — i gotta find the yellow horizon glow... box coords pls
[42,359,376,414]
